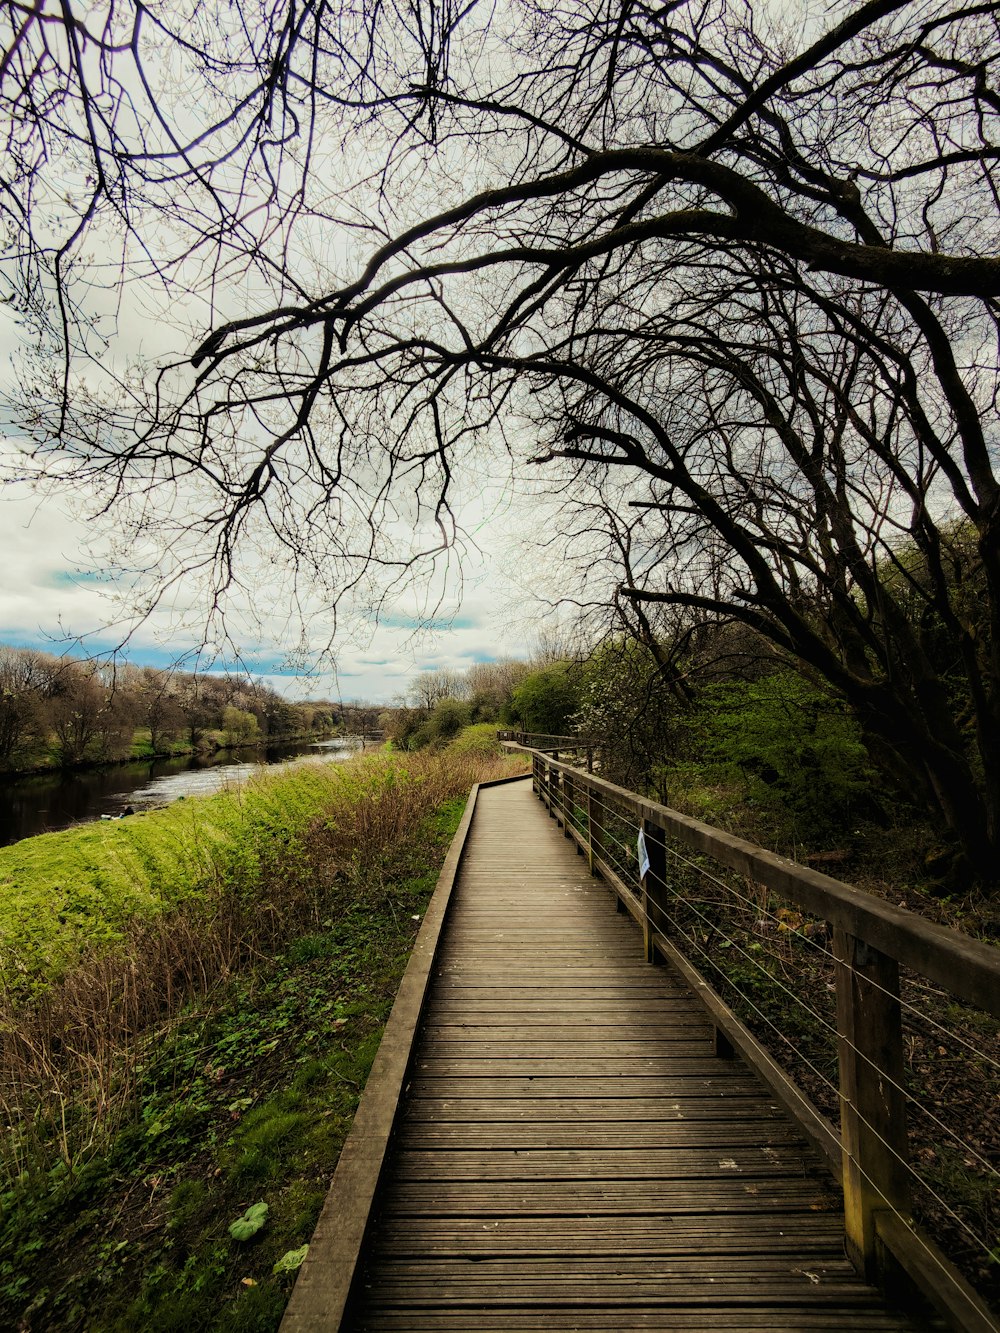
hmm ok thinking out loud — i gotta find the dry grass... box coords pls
[0,747,527,1187]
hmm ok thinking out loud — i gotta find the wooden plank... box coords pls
[364,1252,882,1287]
[402,1096,784,1122]
[421,1023,711,1040]
[425,1003,699,1018]
[371,1212,845,1252]
[381,1180,841,1215]
[391,1147,824,1181]
[410,1057,734,1077]
[402,1077,762,1098]
[397,1123,814,1150]
[418,1040,714,1058]
[354,1313,911,1331]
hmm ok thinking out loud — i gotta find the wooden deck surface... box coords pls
[347,779,919,1331]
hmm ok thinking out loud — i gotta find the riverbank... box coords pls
[0,739,529,1330]
[1,725,342,781]
[0,735,362,849]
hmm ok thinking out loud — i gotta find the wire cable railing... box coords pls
[545,762,1000,1272]
[506,736,1000,1332]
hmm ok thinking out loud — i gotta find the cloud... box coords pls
[0,474,541,702]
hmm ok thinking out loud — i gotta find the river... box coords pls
[0,737,364,848]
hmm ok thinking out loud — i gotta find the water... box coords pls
[0,737,364,847]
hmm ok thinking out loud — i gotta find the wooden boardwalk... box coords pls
[345,779,918,1331]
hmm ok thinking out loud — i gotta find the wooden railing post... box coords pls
[833,929,910,1281]
[563,767,575,841]
[640,819,666,965]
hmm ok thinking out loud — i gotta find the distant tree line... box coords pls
[0,647,339,771]
[381,653,570,752]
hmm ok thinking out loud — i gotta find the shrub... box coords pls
[511,662,579,734]
[698,672,874,841]
[447,723,506,756]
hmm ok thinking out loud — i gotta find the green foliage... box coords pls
[511,662,579,734]
[698,672,874,840]
[446,722,505,755]
[0,767,475,1332]
[167,1178,209,1231]
[574,639,682,792]
[412,697,472,748]
[0,761,372,988]
[229,1202,269,1241]
[272,1245,308,1275]
[223,706,262,747]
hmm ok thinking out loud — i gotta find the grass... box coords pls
[0,746,523,990]
[0,747,528,1330]
[0,762,352,988]
[1,886,425,1329]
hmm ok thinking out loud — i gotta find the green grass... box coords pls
[0,787,468,1332]
[0,756,432,987]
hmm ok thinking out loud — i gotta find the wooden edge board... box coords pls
[875,1212,999,1333]
[279,776,507,1331]
[504,744,1000,1015]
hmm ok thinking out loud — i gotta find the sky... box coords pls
[0,469,547,703]
[0,322,549,704]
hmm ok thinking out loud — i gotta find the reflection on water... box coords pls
[0,737,362,848]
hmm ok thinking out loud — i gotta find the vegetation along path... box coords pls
[0,743,526,1330]
[291,779,920,1331]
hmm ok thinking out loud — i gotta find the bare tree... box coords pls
[4,1,1000,865]
[408,669,466,711]
[465,659,531,718]
[0,646,58,766]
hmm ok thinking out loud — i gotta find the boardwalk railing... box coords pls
[503,736,1000,1333]
[496,729,596,762]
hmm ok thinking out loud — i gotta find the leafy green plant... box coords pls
[511,662,580,734]
[229,1202,269,1241]
[272,1245,308,1275]
[698,672,875,841]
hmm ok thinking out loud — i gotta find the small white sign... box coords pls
[637,827,650,880]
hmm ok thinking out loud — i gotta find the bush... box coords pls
[698,672,875,841]
[511,662,579,734]
[402,697,474,750]
[447,723,505,755]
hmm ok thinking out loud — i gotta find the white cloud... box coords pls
[0,469,543,701]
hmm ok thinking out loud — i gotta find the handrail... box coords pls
[504,739,1000,1332]
[532,752,998,1011]
[496,729,595,751]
